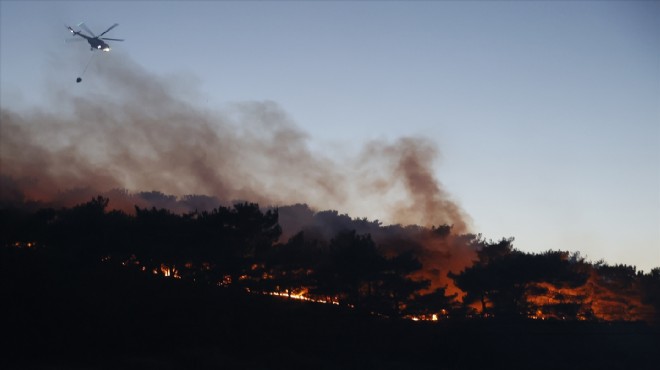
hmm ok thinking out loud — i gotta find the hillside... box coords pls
[2,247,658,370]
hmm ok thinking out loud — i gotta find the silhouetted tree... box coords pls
[229,203,281,289]
[5,194,656,324]
[188,203,281,288]
[0,206,56,248]
[588,263,656,321]
[311,231,384,308]
[133,206,188,269]
[450,239,591,319]
[48,196,117,260]
[639,268,660,323]
[405,286,458,319]
[376,251,429,317]
[267,231,320,296]
[448,238,515,316]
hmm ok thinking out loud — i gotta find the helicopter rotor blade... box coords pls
[98,23,119,37]
[78,22,96,37]
[65,38,85,43]
[100,37,124,41]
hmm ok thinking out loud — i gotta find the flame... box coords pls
[266,289,340,305]
[524,270,655,321]
[93,250,656,323]
[406,313,440,322]
[151,264,181,279]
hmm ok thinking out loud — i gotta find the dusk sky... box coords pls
[1,1,659,271]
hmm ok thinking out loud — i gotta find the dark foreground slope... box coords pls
[2,247,658,370]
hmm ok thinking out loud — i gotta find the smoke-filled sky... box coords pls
[1,1,659,271]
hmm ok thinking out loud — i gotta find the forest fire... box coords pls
[522,268,657,322]
[103,251,658,323]
[2,40,658,328]
[3,196,659,324]
[525,282,592,321]
[0,16,657,369]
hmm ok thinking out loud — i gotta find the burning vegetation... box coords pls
[2,195,658,323]
[1,55,658,323]
[2,48,658,370]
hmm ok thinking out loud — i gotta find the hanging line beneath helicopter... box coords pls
[77,51,97,83]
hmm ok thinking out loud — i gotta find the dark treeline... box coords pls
[2,196,659,323]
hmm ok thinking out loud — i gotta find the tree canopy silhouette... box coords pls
[2,195,658,322]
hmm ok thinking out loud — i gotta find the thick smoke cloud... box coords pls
[1,54,484,294]
[1,54,469,233]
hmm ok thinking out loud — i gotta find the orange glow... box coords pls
[120,254,140,267]
[266,289,340,305]
[151,264,181,279]
[219,275,232,287]
[524,270,655,321]
[105,250,655,323]
[405,313,442,322]
[11,241,38,249]
[583,270,654,321]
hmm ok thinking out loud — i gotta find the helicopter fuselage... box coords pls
[76,32,111,52]
[86,37,111,52]
[67,27,112,52]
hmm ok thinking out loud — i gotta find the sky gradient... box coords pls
[1,1,659,271]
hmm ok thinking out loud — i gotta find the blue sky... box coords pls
[1,1,659,271]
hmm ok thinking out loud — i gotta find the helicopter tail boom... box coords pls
[67,26,88,39]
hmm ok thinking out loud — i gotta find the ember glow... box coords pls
[153,264,181,279]
[12,241,37,249]
[265,289,340,306]
[6,230,659,323]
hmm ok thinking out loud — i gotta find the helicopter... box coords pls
[66,22,124,52]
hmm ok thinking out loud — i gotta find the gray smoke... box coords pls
[1,54,469,233]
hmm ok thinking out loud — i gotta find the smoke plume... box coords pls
[1,54,478,290]
[1,54,468,229]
